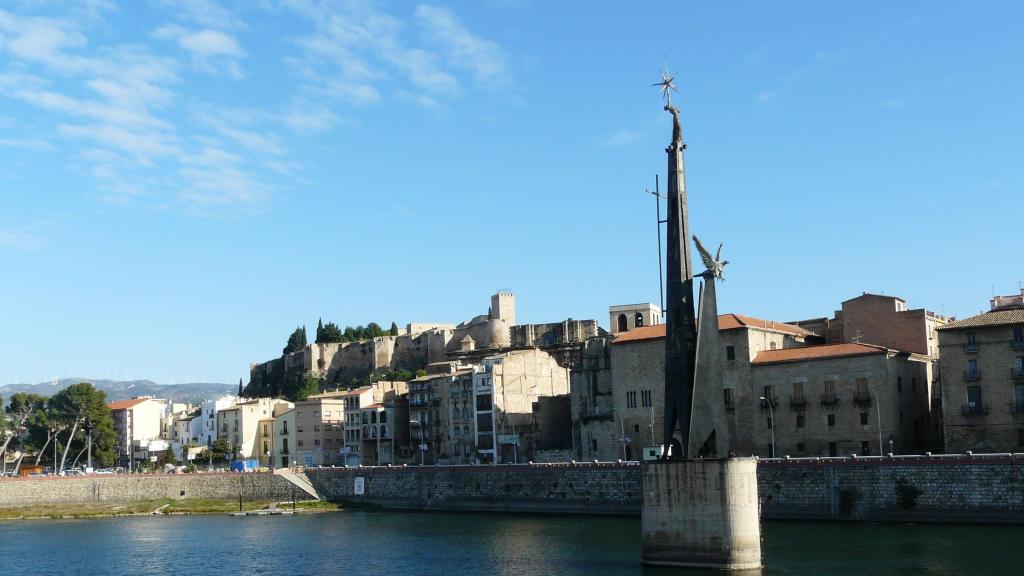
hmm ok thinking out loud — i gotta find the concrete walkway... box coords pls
[275,469,320,500]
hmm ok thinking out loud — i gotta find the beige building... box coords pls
[217,398,292,461]
[609,303,662,335]
[293,391,347,467]
[272,408,296,468]
[471,348,569,464]
[109,397,167,466]
[938,297,1024,452]
[408,362,473,464]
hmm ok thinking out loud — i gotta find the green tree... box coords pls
[318,322,343,343]
[283,326,307,354]
[367,322,385,338]
[164,445,178,466]
[295,375,320,401]
[47,383,113,473]
[342,326,356,342]
[210,438,232,462]
[315,317,325,342]
[389,322,399,336]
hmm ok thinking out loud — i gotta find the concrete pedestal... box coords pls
[641,458,761,570]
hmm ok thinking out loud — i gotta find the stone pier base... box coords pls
[641,458,761,570]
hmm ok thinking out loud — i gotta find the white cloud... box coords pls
[415,5,510,89]
[153,24,245,78]
[602,129,640,147]
[0,228,48,251]
[155,0,240,30]
[0,138,54,151]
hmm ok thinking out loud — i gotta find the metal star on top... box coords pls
[652,69,678,106]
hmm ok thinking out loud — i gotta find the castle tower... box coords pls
[490,292,516,325]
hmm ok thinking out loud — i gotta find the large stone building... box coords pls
[791,292,948,445]
[572,304,935,461]
[216,397,292,461]
[938,292,1024,452]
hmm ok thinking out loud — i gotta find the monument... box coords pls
[640,71,762,570]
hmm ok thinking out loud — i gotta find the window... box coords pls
[380,411,387,424]
[796,413,805,428]
[476,394,493,412]
[967,386,983,410]
[324,411,331,417]
[723,388,734,409]
[641,390,652,407]
[797,442,805,452]
[297,426,304,433]
[793,382,804,398]
[1014,327,1024,344]
[634,424,640,433]
[824,380,836,398]
[726,345,736,361]
[828,442,837,457]
[767,443,775,458]
[763,385,773,402]
[297,412,303,420]
[769,341,778,350]
[856,378,869,398]
[635,312,645,328]
[627,391,637,408]
[827,414,836,427]
[966,331,977,349]
[314,439,320,447]
[859,412,868,425]
[897,377,902,392]
[861,441,871,456]
[591,438,598,452]
[314,425,320,432]
[617,314,628,333]
[298,440,304,447]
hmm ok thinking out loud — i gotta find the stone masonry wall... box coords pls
[306,463,640,515]
[0,472,308,507]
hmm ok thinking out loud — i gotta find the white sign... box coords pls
[149,456,158,462]
[354,476,365,496]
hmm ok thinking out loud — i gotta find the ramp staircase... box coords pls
[275,469,320,500]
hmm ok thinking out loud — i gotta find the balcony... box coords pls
[724,402,735,413]
[410,399,429,408]
[963,369,982,381]
[853,391,872,408]
[759,396,778,411]
[961,403,989,416]
[789,395,807,410]
[279,429,289,435]
[821,393,841,408]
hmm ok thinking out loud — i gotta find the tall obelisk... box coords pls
[657,72,698,459]
[641,72,762,570]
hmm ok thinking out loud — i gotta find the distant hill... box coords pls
[0,378,235,406]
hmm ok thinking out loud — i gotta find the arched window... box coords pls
[371,412,377,424]
[380,425,387,438]
[380,411,387,424]
[454,427,461,437]
[635,312,645,328]
[463,407,470,419]
[463,425,471,438]
[617,313,628,332]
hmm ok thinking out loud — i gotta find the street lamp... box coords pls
[410,419,425,465]
[868,385,883,456]
[759,396,776,458]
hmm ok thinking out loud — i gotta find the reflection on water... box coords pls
[0,512,1021,576]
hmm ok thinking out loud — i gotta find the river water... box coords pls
[0,512,1019,575]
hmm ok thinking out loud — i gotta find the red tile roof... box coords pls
[751,342,889,365]
[108,398,150,410]
[611,314,812,345]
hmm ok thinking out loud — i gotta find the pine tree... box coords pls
[237,378,243,397]
[389,321,399,336]
[315,318,325,343]
[283,326,307,355]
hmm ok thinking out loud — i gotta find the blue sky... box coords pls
[1,1,1021,386]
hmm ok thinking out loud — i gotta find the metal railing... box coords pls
[789,395,807,409]
[961,403,989,416]
[820,393,840,407]
[853,391,872,407]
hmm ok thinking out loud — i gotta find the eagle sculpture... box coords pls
[693,235,728,280]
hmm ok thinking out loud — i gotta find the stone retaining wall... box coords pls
[0,472,306,507]
[758,454,1024,523]
[306,463,640,515]
[5,456,1023,524]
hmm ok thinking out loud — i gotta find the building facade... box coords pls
[939,299,1024,452]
